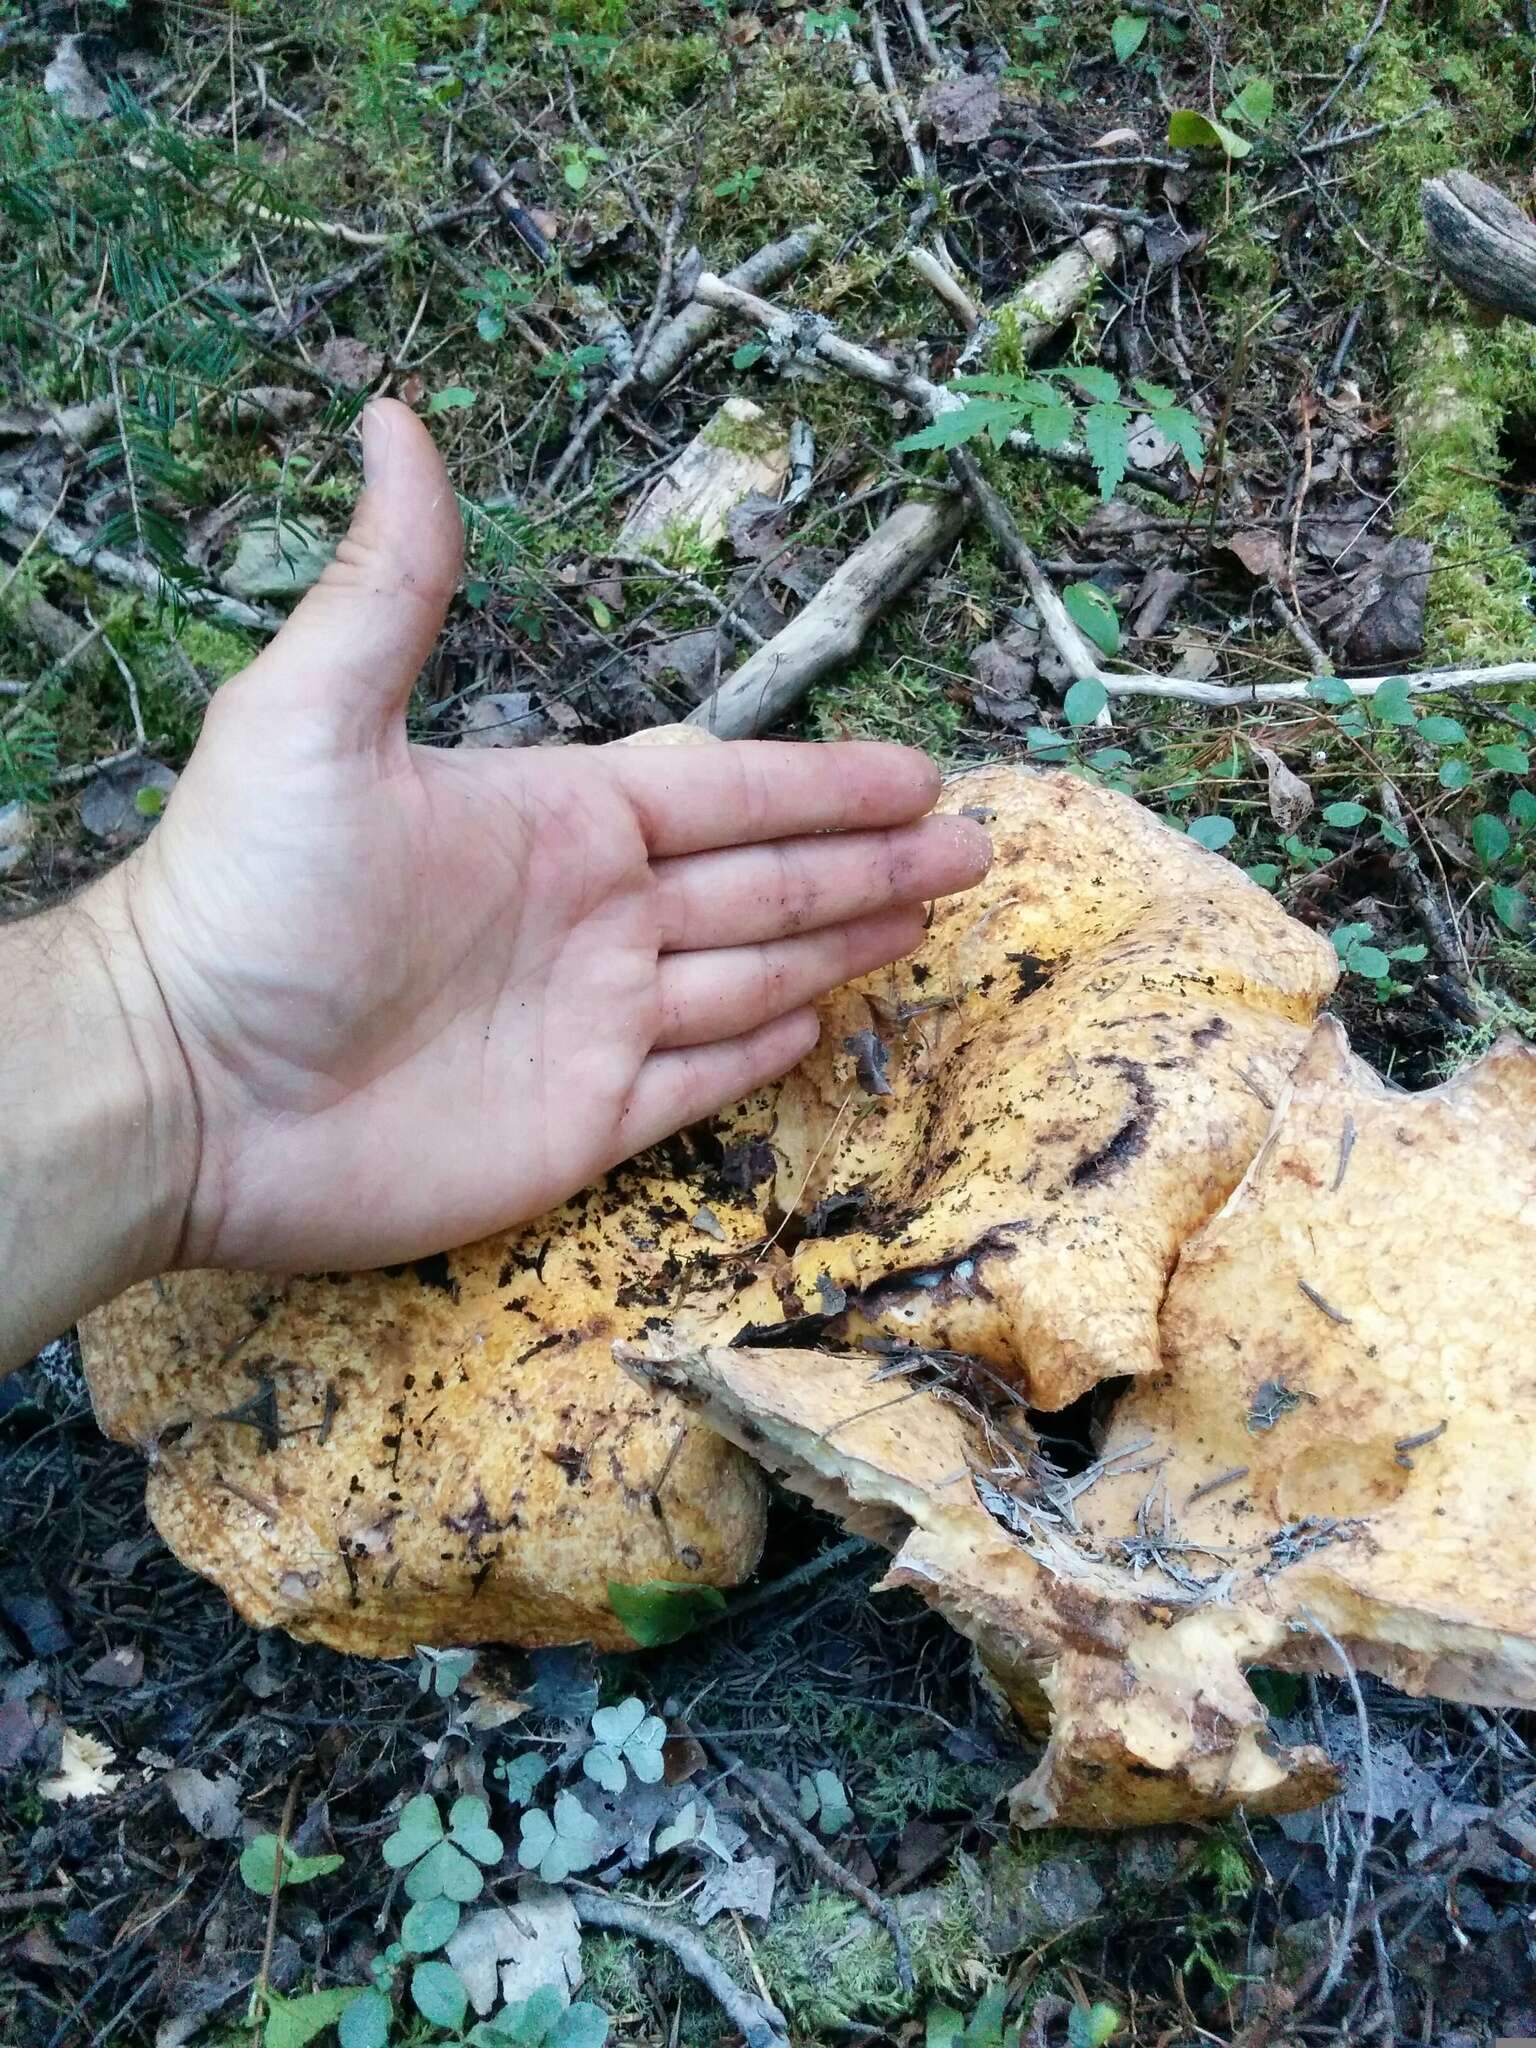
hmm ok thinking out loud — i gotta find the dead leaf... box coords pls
[44,36,111,121]
[165,1767,243,1841]
[225,387,319,429]
[498,1883,584,2007]
[40,1727,119,1803]
[1314,534,1431,666]
[312,337,385,390]
[1251,743,1314,832]
[82,1645,144,1689]
[1224,528,1289,582]
[1091,126,1142,151]
[1128,567,1189,641]
[921,75,1002,145]
[1169,631,1219,680]
[79,760,178,849]
[967,632,1039,730]
[459,692,548,750]
[446,1908,523,2017]
[693,1853,776,1924]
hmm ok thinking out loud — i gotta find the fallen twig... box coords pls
[906,246,979,330]
[634,225,823,395]
[687,497,965,736]
[569,1890,788,2048]
[951,442,1536,711]
[466,151,553,265]
[0,485,278,634]
[543,192,690,497]
[1377,779,1484,1012]
[869,5,928,188]
[702,1736,915,1991]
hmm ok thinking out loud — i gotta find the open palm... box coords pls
[124,402,988,1272]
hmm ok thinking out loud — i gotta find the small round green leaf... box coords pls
[1349,944,1392,979]
[401,1895,461,1955]
[1471,812,1512,865]
[1321,801,1369,829]
[1439,758,1473,790]
[582,1745,627,1794]
[1111,12,1149,59]
[411,1960,468,2032]
[1491,883,1532,933]
[607,1581,726,1647]
[1062,676,1110,727]
[1483,743,1531,775]
[1416,715,1466,746]
[1510,788,1536,829]
[550,2004,612,2048]
[339,1988,393,2048]
[1187,815,1236,851]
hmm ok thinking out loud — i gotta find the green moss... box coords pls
[751,1876,979,2033]
[1393,321,1536,664]
[698,403,788,459]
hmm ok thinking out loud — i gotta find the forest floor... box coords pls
[3,0,1536,2043]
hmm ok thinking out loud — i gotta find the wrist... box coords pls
[0,862,199,1369]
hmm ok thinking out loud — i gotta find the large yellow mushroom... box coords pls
[84,760,1534,1827]
[620,1016,1536,1825]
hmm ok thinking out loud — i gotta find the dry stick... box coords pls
[599,548,766,646]
[1377,778,1483,1005]
[686,497,966,737]
[570,1891,788,2048]
[632,225,823,395]
[946,447,1108,684]
[702,1736,915,1991]
[251,1779,300,2048]
[906,246,980,330]
[868,4,928,188]
[654,258,1536,713]
[0,485,278,634]
[898,0,945,72]
[685,226,1144,734]
[542,193,690,499]
[465,151,552,265]
[0,1887,72,1911]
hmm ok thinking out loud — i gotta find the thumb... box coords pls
[241,399,463,747]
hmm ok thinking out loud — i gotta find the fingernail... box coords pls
[360,401,390,488]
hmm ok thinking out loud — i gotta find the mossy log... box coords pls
[1422,171,1536,325]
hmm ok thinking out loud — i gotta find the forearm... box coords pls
[0,867,197,1373]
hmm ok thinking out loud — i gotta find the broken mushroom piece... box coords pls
[1078,1017,1536,1707]
[623,1020,1536,1825]
[618,1332,1338,1828]
[738,763,1339,1408]
[79,1156,782,1657]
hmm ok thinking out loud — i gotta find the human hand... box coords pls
[87,400,989,1275]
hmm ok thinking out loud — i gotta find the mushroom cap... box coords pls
[80,1153,777,1656]
[78,761,1340,1674]
[740,763,1339,1408]
[628,1021,1536,1824]
[1080,1017,1536,1706]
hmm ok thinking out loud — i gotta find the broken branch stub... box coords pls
[1421,170,1536,325]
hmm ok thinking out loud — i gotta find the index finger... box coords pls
[604,739,943,857]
